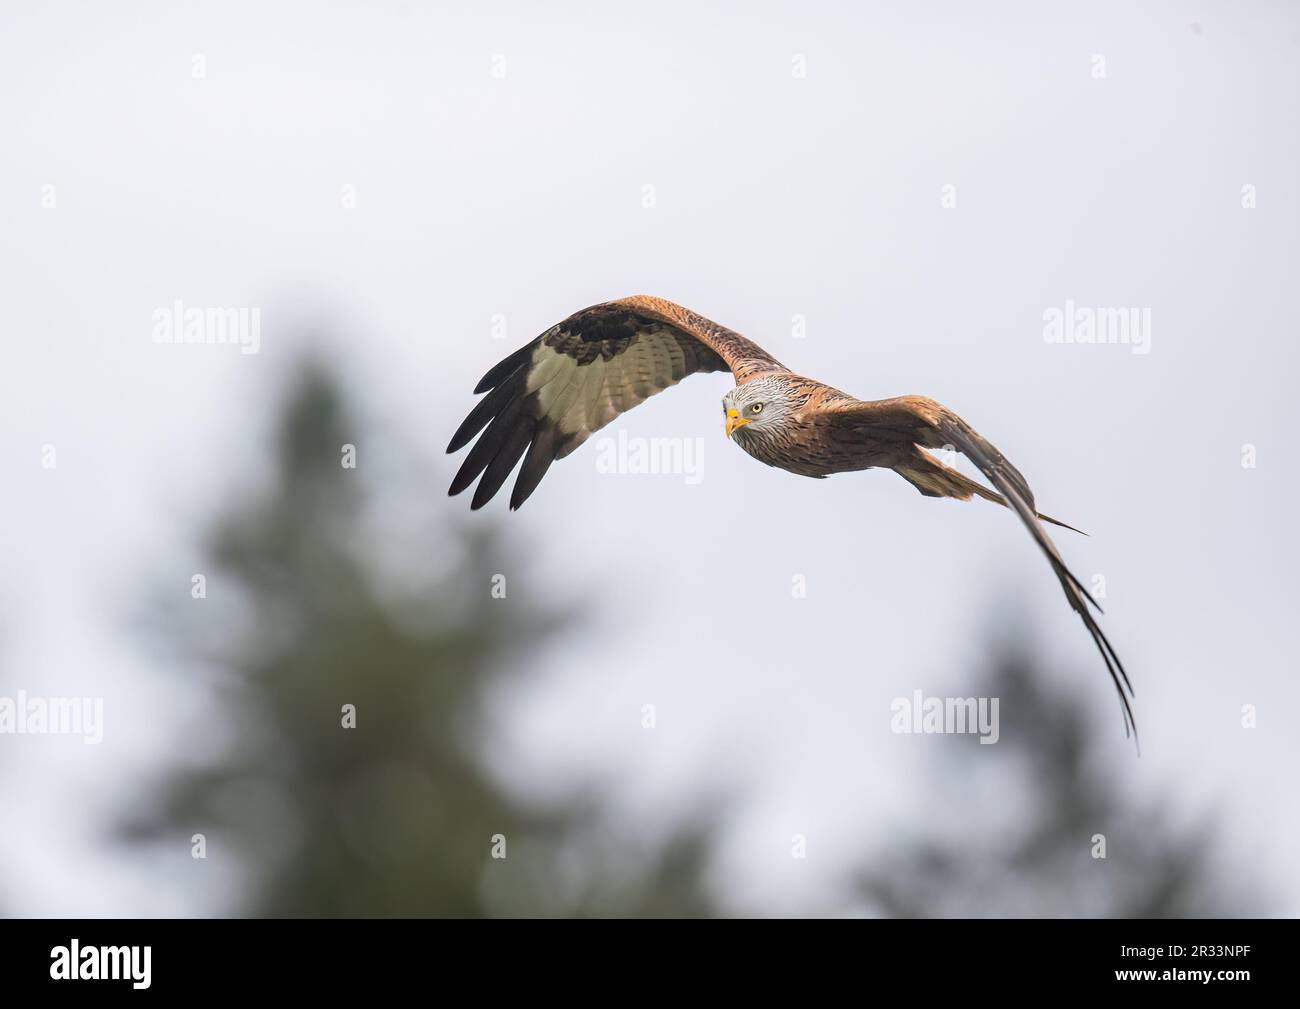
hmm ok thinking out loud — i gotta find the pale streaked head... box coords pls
[722,378,796,439]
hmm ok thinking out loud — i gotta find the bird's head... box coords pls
[723,379,791,439]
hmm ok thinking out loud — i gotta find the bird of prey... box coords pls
[448,295,1135,739]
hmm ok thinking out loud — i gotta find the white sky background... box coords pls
[2,0,1298,915]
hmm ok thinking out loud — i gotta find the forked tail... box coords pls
[896,448,1085,535]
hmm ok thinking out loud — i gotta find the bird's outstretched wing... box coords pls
[822,395,1137,742]
[448,296,786,510]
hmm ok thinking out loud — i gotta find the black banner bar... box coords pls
[0,919,1288,996]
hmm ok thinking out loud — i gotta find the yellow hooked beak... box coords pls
[725,407,752,438]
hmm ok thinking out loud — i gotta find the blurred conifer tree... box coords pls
[119,358,719,917]
[855,645,1256,917]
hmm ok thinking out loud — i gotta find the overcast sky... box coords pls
[3,1,1298,915]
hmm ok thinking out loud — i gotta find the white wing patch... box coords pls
[524,326,705,459]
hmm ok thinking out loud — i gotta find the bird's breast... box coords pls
[733,424,834,478]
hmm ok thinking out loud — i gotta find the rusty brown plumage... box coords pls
[448,296,1136,741]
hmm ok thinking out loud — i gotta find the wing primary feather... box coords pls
[510,424,560,510]
[447,363,528,453]
[471,420,534,510]
[929,406,1136,741]
[474,338,540,394]
[449,400,524,497]
[1083,618,1138,747]
[1006,489,1137,737]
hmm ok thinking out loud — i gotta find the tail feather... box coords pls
[896,450,1085,535]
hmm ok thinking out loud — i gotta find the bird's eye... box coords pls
[751,402,764,414]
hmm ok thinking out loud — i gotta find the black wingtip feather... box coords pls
[449,401,522,496]
[509,425,559,510]
[1084,619,1139,752]
[473,339,539,394]
[447,364,529,453]
[1061,565,1106,615]
[935,407,1136,745]
[470,421,534,509]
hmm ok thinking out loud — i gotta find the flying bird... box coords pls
[448,295,1135,740]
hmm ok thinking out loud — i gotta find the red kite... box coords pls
[449,296,1136,739]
